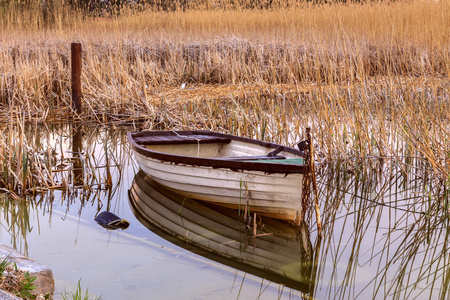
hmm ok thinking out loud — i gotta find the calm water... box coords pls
[0,124,448,299]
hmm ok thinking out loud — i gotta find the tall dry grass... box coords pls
[0,0,449,181]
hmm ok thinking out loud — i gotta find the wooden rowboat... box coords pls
[128,130,309,224]
[128,170,314,293]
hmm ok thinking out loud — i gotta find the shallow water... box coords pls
[0,124,448,299]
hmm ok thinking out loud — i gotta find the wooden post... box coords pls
[71,43,82,114]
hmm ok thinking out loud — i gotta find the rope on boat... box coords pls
[171,130,201,157]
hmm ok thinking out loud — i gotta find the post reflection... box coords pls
[72,123,83,186]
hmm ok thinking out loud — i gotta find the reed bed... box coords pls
[1,3,448,296]
[0,0,449,183]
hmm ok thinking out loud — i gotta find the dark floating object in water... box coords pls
[95,211,130,230]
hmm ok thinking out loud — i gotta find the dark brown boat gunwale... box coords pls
[128,130,309,174]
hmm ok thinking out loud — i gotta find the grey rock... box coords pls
[0,244,54,298]
[0,289,21,300]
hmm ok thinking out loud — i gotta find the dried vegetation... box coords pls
[0,0,449,188]
[0,2,448,298]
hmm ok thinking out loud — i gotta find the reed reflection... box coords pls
[0,124,131,255]
[0,194,33,256]
[312,157,449,299]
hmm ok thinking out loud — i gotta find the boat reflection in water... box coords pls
[129,170,315,295]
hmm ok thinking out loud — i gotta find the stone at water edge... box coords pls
[0,244,55,298]
[0,289,21,300]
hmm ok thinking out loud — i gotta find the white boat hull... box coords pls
[133,151,304,222]
[128,130,309,224]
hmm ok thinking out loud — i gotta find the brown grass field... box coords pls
[0,0,449,191]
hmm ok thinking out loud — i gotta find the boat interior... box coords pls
[133,133,304,163]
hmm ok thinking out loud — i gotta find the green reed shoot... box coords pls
[61,278,101,300]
